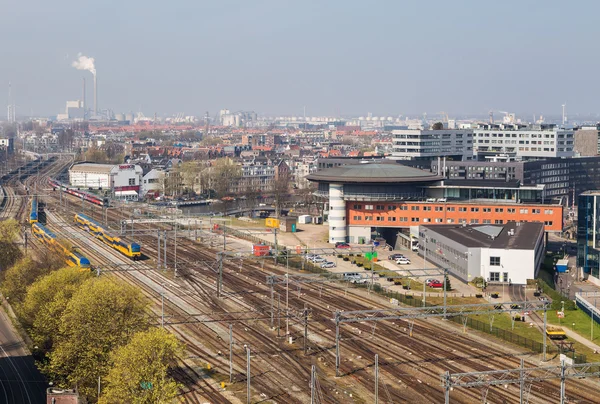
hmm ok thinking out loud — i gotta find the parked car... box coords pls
[311,256,326,263]
[389,253,406,261]
[335,242,351,249]
[396,258,411,265]
[343,272,363,283]
[425,278,437,286]
[305,254,317,261]
[429,280,443,288]
[321,261,336,269]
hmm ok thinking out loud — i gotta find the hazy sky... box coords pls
[2,0,599,118]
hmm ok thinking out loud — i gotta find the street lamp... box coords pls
[422,230,428,307]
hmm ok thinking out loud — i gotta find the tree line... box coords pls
[0,220,183,403]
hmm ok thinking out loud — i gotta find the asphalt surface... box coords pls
[0,307,47,403]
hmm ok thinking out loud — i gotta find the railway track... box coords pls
[33,174,600,403]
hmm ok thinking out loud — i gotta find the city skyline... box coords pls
[2,0,600,117]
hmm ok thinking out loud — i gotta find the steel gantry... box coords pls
[333,300,550,377]
[441,360,600,404]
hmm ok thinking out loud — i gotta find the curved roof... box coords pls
[306,163,443,184]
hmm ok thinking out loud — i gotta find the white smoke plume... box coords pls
[72,53,96,76]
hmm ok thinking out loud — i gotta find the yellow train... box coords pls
[31,223,91,270]
[29,197,38,224]
[74,213,141,260]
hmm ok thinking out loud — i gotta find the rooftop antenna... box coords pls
[303,106,306,131]
[562,103,567,126]
[489,110,494,124]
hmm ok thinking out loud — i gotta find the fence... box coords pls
[214,229,591,362]
[575,292,600,327]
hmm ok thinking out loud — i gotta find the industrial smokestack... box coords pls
[93,73,97,117]
[71,53,96,117]
[82,77,86,119]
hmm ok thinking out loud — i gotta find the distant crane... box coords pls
[436,111,449,123]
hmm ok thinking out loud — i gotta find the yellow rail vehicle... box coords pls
[31,223,91,270]
[74,213,141,260]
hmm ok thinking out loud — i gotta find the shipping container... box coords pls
[556,259,569,273]
[298,215,312,224]
[253,244,271,257]
[265,217,280,228]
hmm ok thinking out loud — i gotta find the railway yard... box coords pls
[2,155,600,403]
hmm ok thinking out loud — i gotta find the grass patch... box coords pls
[471,312,546,342]
[546,310,600,362]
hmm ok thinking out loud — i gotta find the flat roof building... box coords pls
[419,222,545,285]
[69,162,143,201]
[472,123,574,160]
[391,129,473,160]
[306,162,562,245]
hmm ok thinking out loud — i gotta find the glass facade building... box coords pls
[577,192,600,278]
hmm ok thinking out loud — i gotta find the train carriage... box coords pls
[29,197,38,224]
[49,178,109,207]
[31,223,92,269]
[74,212,141,260]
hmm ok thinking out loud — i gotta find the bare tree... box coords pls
[271,161,291,218]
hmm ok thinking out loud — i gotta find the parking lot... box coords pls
[303,246,478,297]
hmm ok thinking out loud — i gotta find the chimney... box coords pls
[82,77,86,119]
[93,73,97,117]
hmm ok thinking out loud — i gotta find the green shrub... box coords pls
[538,278,576,310]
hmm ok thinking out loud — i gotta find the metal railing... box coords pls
[575,292,600,326]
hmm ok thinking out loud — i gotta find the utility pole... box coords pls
[375,354,379,404]
[217,253,223,298]
[560,360,566,404]
[277,293,281,337]
[304,305,309,355]
[593,298,597,342]
[423,235,427,307]
[370,244,375,293]
[157,230,161,270]
[161,283,165,328]
[443,268,448,318]
[246,347,251,404]
[270,282,274,328]
[229,324,233,383]
[174,212,178,276]
[163,230,167,270]
[335,312,340,377]
[543,307,547,361]
[310,365,316,404]
[519,358,525,404]
[286,274,289,336]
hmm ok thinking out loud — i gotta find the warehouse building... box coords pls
[419,222,545,285]
[68,162,143,201]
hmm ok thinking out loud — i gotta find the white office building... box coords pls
[419,222,545,285]
[472,123,574,159]
[391,129,474,160]
[69,162,143,200]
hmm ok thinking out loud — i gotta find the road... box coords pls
[0,303,47,403]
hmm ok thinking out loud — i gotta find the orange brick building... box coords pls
[306,162,563,245]
[347,201,562,231]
